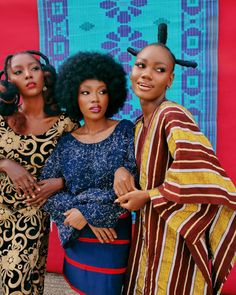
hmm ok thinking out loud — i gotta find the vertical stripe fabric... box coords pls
[123,101,236,295]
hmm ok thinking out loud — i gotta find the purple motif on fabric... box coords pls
[100,0,147,23]
[102,25,147,72]
[114,92,142,120]
[182,68,202,96]
[182,0,202,15]
[40,0,69,68]
[182,27,203,56]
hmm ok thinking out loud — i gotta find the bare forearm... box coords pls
[0,158,9,173]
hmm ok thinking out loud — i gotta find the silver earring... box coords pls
[43,86,47,91]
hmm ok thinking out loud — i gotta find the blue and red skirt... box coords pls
[63,214,131,295]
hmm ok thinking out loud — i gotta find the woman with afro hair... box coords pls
[40,51,137,295]
[0,50,76,295]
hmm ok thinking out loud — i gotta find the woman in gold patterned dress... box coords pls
[0,50,75,295]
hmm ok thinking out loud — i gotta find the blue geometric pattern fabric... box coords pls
[38,0,218,148]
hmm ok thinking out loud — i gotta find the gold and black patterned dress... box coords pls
[0,114,75,295]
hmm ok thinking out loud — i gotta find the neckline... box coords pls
[1,114,63,137]
[141,99,168,127]
[70,120,123,145]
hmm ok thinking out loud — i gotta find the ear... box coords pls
[168,72,175,88]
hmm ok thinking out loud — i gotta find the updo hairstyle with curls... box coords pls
[0,50,60,116]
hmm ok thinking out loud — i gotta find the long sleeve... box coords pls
[122,122,137,177]
[135,102,236,292]
[43,188,126,246]
[74,188,126,227]
[44,188,126,228]
[43,191,76,247]
[146,104,236,210]
[40,139,63,179]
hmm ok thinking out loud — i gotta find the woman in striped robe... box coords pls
[116,41,236,294]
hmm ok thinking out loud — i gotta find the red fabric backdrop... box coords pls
[217,1,236,293]
[0,1,235,293]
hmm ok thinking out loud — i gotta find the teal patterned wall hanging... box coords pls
[38,0,218,149]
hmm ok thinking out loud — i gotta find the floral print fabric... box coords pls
[0,114,75,295]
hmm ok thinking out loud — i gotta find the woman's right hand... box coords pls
[26,178,64,206]
[113,166,135,196]
[0,159,40,197]
[88,224,117,243]
[64,208,87,230]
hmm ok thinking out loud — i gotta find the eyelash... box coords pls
[13,66,40,75]
[32,66,40,71]
[100,89,108,94]
[135,62,165,73]
[14,70,22,75]
[80,89,108,95]
[156,68,165,73]
[135,62,144,68]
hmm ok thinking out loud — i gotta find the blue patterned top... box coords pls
[41,119,136,246]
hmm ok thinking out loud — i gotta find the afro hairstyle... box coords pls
[55,51,127,120]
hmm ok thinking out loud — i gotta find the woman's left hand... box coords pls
[64,208,87,230]
[115,189,150,211]
[26,178,64,206]
[88,224,117,243]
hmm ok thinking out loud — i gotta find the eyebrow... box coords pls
[80,85,107,90]
[136,58,168,66]
[11,61,40,68]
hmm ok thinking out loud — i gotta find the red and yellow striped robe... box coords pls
[124,101,236,295]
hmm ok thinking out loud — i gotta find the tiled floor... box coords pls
[44,273,78,295]
[0,272,78,295]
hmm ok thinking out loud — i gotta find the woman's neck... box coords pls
[19,96,46,119]
[81,118,110,135]
[141,97,166,127]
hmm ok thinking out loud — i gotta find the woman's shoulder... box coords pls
[57,113,79,132]
[158,100,195,121]
[115,119,134,129]
[114,119,135,135]
[112,119,135,140]
[160,100,190,113]
[53,132,74,151]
